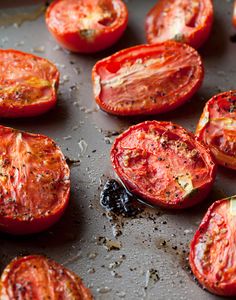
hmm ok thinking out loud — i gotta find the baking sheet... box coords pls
[0,0,234,299]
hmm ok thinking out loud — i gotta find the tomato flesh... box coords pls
[0,125,70,235]
[46,0,128,53]
[92,41,203,116]
[146,0,213,49]
[190,197,236,296]
[196,91,236,170]
[0,49,59,118]
[0,255,93,299]
[111,121,216,209]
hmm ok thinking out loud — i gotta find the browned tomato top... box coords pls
[0,255,93,299]
[146,0,213,49]
[0,49,59,107]
[47,0,125,37]
[92,41,203,116]
[196,91,236,169]
[0,126,69,222]
[190,197,236,296]
[111,121,216,208]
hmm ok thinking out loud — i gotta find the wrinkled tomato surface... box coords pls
[190,196,236,296]
[0,125,70,235]
[92,41,203,116]
[111,121,216,209]
[196,91,236,170]
[146,0,213,49]
[0,49,59,118]
[0,255,93,299]
[46,0,128,53]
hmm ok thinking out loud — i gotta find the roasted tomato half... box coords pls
[0,49,59,118]
[111,121,216,209]
[45,0,128,53]
[145,0,213,49]
[196,91,236,170]
[0,125,70,235]
[92,41,203,116]
[189,196,236,296]
[0,255,93,299]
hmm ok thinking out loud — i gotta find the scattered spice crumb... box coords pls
[144,269,160,289]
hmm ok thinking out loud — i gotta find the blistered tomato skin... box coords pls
[92,41,204,116]
[111,121,216,209]
[0,255,93,300]
[0,49,59,118]
[0,125,70,235]
[146,0,213,49]
[190,197,236,296]
[196,91,236,170]
[45,0,128,53]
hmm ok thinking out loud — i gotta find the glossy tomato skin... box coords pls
[196,91,236,170]
[0,125,70,235]
[45,0,128,53]
[233,1,236,27]
[189,197,236,296]
[0,255,93,299]
[146,0,213,49]
[0,49,59,118]
[111,121,216,209]
[92,41,204,116]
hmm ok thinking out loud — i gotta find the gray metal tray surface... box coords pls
[0,0,234,299]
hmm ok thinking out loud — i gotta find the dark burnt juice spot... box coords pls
[100,179,141,217]
[230,34,236,43]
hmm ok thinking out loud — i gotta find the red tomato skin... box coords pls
[233,1,236,27]
[0,126,70,235]
[111,121,216,209]
[0,199,69,235]
[92,41,204,116]
[45,0,128,53]
[0,255,93,300]
[145,0,214,49]
[0,96,57,118]
[0,49,59,118]
[189,198,236,296]
[196,91,236,170]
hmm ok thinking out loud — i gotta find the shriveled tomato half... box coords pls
[0,255,93,299]
[45,0,128,53]
[189,196,236,296]
[0,49,59,118]
[111,121,216,209]
[92,41,203,116]
[196,91,236,170]
[145,0,213,49]
[0,125,70,235]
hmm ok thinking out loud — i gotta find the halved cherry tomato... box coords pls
[0,255,93,299]
[189,196,236,296]
[146,0,213,49]
[0,49,59,118]
[45,0,128,53]
[233,1,236,27]
[92,41,203,116]
[196,91,236,170]
[111,121,216,209]
[0,125,70,235]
